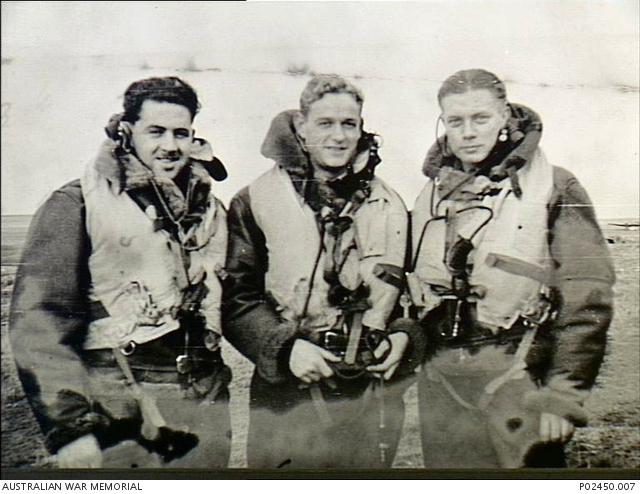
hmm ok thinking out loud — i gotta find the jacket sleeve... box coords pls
[533,167,615,413]
[360,192,408,331]
[198,196,228,335]
[9,181,110,454]
[222,187,299,384]
[361,186,427,376]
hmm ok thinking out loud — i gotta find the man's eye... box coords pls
[447,119,462,127]
[175,131,190,139]
[148,129,163,136]
[343,122,357,129]
[317,121,332,128]
[474,115,490,124]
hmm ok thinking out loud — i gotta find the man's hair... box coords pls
[437,69,507,106]
[299,74,364,116]
[121,76,200,123]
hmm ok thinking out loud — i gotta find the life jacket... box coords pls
[80,142,227,350]
[409,148,554,331]
[249,165,407,332]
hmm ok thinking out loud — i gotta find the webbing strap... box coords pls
[112,348,167,436]
[485,253,551,285]
[112,348,138,387]
[309,384,333,426]
[344,312,364,365]
[426,365,479,411]
[445,205,458,261]
[428,327,538,412]
[480,327,538,405]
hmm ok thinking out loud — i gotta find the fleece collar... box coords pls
[93,138,216,230]
[93,139,211,191]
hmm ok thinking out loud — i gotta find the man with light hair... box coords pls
[223,74,424,468]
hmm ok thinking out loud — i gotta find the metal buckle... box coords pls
[520,299,556,329]
[120,341,136,356]
[323,332,333,349]
[176,354,192,374]
[322,331,343,354]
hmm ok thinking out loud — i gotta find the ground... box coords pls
[1,228,638,469]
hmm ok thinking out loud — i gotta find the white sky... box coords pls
[3,1,638,85]
[2,1,639,217]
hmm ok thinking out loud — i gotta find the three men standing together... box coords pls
[9,72,614,469]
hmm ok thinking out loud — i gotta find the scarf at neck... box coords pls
[422,103,543,200]
[260,110,381,220]
[94,139,212,223]
[96,113,226,236]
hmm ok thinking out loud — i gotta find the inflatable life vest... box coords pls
[249,165,407,332]
[409,148,554,331]
[80,160,226,350]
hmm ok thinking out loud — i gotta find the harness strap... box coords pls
[309,384,333,426]
[427,326,539,412]
[112,348,167,439]
[426,365,479,411]
[307,380,377,427]
[479,327,537,406]
[485,253,551,285]
[344,312,364,365]
[444,205,458,261]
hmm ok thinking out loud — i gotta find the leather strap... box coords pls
[112,348,167,440]
[344,312,364,365]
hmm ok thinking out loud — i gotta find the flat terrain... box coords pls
[1,220,638,469]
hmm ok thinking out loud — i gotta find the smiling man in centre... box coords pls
[223,74,424,468]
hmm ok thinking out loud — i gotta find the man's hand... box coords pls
[289,339,341,384]
[56,434,102,468]
[539,413,575,443]
[366,332,409,380]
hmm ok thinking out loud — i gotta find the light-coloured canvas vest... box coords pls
[410,148,554,330]
[249,165,407,332]
[80,162,226,350]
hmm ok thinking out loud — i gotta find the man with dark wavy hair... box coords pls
[9,76,232,468]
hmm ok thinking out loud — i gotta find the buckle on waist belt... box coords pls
[176,354,192,374]
[313,326,391,380]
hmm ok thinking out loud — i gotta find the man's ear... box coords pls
[292,111,306,141]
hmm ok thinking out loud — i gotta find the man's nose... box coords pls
[330,124,346,141]
[160,132,179,151]
[461,120,477,140]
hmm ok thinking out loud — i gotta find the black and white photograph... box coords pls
[1,0,638,475]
